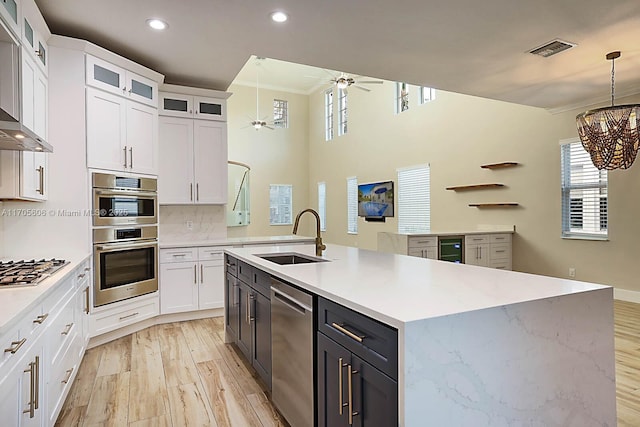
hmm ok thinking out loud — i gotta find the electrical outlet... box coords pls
[186,220,194,230]
[569,267,576,278]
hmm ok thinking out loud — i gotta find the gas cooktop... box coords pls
[0,259,69,288]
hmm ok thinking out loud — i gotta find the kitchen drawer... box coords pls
[160,248,197,263]
[490,244,511,260]
[47,292,77,366]
[47,330,82,426]
[90,294,159,337]
[490,234,511,244]
[408,247,438,259]
[408,236,437,248]
[490,259,512,271]
[318,297,398,380]
[198,246,231,261]
[225,254,238,277]
[251,267,271,298]
[465,234,489,244]
[238,260,252,284]
[0,324,22,373]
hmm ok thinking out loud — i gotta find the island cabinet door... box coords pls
[317,332,351,427]
[252,290,271,389]
[224,273,239,342]
[236,280,252,361]
[350,355,398,427]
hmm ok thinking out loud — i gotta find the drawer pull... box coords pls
[119,312,139,321]
[495,250,506,253]
[77,273,86,279]
[33,313,49,324]
[4,338,27,354]
[61,323,74,335]
[173,253,187,257]
[62,367,74,384]
[84,267,91,272]
[331,322,365,343]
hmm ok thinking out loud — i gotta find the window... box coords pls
[269,184,293,225]
[397,164,430,233]
[325,89,334,141]
[338,88,347,136]
[561,140,607,239]
[420,87,436,104]
[347,177,358,234]
[273,99,288,128]
[318,182,326,231]
[395,82,409,113]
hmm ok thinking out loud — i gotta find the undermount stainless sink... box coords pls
[256,253,329,265]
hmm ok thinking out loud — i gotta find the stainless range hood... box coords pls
[0,107,52,152]
[0,20,52,153]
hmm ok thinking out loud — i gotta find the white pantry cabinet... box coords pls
[0,150,48,201]
[158,116,227,204]
[160,92,226,121]
[86,87,158,175]
[159,246,228,314]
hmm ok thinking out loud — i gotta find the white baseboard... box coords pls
[614,288,640,303]
[88,308,224,349]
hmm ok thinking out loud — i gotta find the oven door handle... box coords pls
[95,241,158,251]
[95,189,158,198]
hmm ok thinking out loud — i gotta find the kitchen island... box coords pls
[225,243,616,426]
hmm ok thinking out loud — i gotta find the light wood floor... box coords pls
[55,317,287,427]
[57,301,640,426]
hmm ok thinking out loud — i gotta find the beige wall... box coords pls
[306,82,640,292]
[226,84,313,238]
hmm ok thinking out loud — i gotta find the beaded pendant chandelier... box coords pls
[576,51,640,170]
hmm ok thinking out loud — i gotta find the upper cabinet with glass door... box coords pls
[22,14,47,75]
[0,0,21,38]
[86,55,158,108]
[160,92,226,121]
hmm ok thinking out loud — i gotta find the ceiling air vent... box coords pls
[528,39,576,58]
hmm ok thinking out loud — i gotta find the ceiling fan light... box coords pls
[253,122,262,129]
[336,80,349,89]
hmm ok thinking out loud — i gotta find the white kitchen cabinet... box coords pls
[21,46,47,140]
[86,86,158,175]
[465,233,512,270]
[158,116,227,204]
[22,13,47,75]
[86,55,157,108]
[407,236,438,259]
[0,150,48,201]
[464,235,489,267]
[89,292,159,337]
[160,92,226,121]
[377,233,438,259]
[0,0,21,38]
[159,246,228,314]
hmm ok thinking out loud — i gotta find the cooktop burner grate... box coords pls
[0,259,69,288]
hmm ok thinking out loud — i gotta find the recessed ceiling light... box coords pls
[146,19,168,30]
[270,11,288,23]
[14,133,24,139]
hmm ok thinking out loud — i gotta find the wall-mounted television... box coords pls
[358,181,394,220]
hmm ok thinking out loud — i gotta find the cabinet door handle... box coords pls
[62,367,74,384]
[347,365,360,425]
[36,166,44,195]
[33,313,49,324]
[23,359,36,418]
[249,294,255,322]
[338,357,349,415]
[246,293,250,323]
[331,322,365,343]
[123,146,128,168]
[194,265,197,284]
[190,183,193,201]
[129,147,133,168]
[34,356,40,410]
[196,183,200,201]
[200,264,203,283]
[84,286,90,314]
[4,338,27,354]
[61,323,74,336]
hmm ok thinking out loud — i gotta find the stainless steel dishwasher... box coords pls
[271,278,314,427]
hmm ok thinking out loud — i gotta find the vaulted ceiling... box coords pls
[36,0,640,112]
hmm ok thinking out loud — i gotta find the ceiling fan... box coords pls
[246,57,274,131]
[324,70,384,93]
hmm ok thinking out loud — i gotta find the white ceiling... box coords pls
[35,0,640,111]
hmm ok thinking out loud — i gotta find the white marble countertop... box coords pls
[0,253,91,335]
[226,244,608,329]
[159,235,315,249]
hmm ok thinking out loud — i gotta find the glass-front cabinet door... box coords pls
[159,92,194,118]
[86,54,126,95]
[194,96,226,121]
[0,0,20,38]
[126,72,157,108]
[22,16,47,75]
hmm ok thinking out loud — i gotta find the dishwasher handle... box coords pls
[271,287,313,314]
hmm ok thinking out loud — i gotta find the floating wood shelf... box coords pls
[480,162,519,169]
[446,183,505,191]
[469,203,519,208]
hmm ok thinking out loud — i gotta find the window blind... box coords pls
[347,177,358,234]
[397,164,430,233]
[318,182,326,232]
[269,184,293,225]
[561,142,607,238]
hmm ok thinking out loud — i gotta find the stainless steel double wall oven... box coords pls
[92,173,158,307]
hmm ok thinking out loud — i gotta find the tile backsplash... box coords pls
[159,205,227,242]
